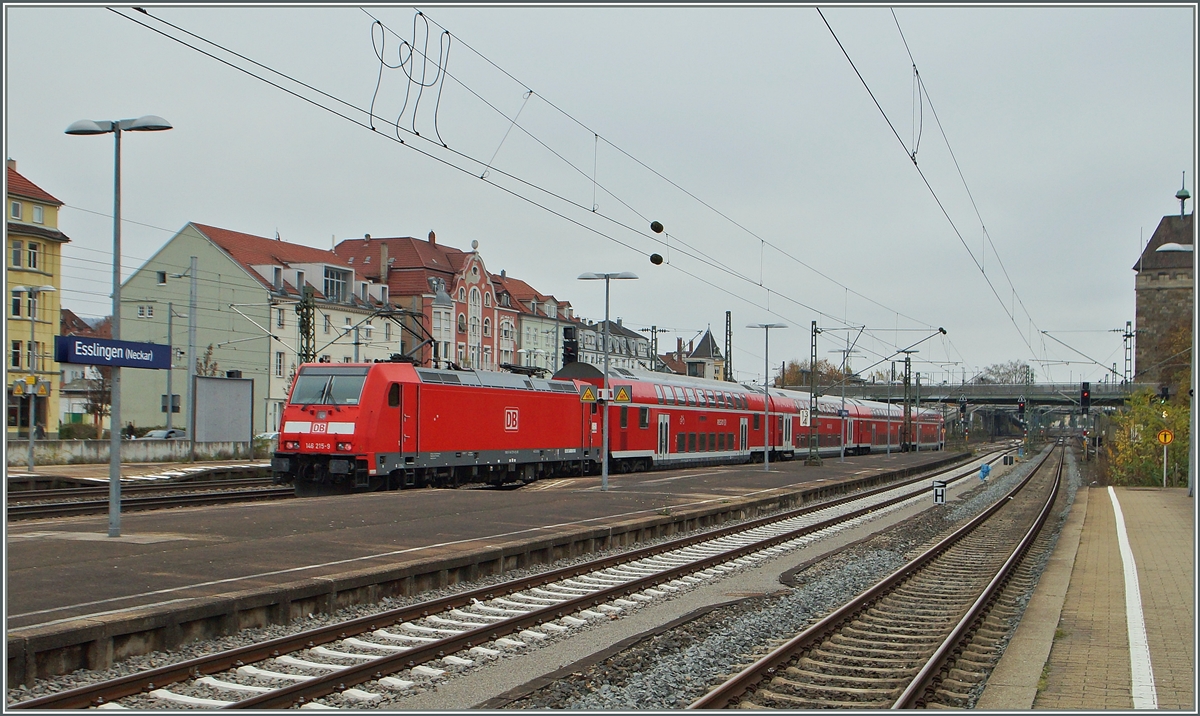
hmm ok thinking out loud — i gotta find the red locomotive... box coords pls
[271,361,944,496]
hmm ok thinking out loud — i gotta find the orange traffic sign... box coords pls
[613,385,633,403]
[1158,429,1174,445]
[579,384,597,402]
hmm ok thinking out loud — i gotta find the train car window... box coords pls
[706,390,716,405]
[620,406,628,429]
[664,386,675,405]
[753,414,761,430]
[639,407,650,428]
[654,384,664,404]
[677,433,686,453]
[387,383,400,407]
[685,388,696,406]
[708,432,716,451]
[718,433,725,451]
[729,432,735,449]
[591,403,598,414]
[697,390,707,407]
[688,433,696,452]
[698,432,707,451]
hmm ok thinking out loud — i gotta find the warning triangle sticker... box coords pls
[614,386,632,402]
[579,385,597,402]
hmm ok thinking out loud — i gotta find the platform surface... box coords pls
[984,485,1195,711]
[6,451,955,633]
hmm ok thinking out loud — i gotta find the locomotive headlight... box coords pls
[283,441,300,450]
[336,441,353,452]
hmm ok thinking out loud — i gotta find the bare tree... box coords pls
[978,360,1034,384]
[196,343,221,377]
[82,366,112,439]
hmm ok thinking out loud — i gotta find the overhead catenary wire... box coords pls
[818,7,1047,370]
[106,7,977,371]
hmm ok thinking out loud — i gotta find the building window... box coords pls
[273,267,283,291]
[483,318,491,337]
[277,307,285,328]
[10,201,20,220]
[11,340,21,368]
[138,305,146,318]
[146,305,153,318]
[343,356,352,363]
[11,290,22,317]
[323,267,349,302]
[458,314,466,333]
[384,322,391,342]
[320,354,331,363]
[27,242,39,270]
[364,322,373,340]
[324,314,331,334]
[484,292,492,307]
[11,240,22,267]
[380,286,388,304]
[458,287,465,301]
[32,205,43,224]
[156,271,167,285]
[275,351,284,377]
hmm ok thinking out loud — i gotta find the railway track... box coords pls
[7,477,275,502]
[7,485,294,520]
[689,445,1063,710]
[10,449,1008,710]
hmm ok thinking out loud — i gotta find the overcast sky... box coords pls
[5,4,1195,386]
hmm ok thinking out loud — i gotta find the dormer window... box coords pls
[296,271,305,291]
[323,267,349,302]
[380,286,388,304]
[273,267,283,291]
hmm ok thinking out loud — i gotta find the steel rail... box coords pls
[688,445,1057,709]
[11,449,1000,710]
[7,477,273,501]
[7,488,295,520]
[893,448,1063,708]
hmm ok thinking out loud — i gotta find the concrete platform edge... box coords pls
[976,481,1090,709]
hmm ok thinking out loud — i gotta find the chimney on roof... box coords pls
[428,231,436,245]
[500,269,506,278]
[616,317,622,327]
[677,337,683,362]
[364,233,371,244]
[689,340,694,355]
[275,229,281,241]
[380,242,389,283]
[6,159,14,170]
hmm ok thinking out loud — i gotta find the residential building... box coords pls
[333,232,520,372]
[684,329,726,380]
[1133,198,1193,389]
[578,318,653,371]
[7,159,68,438]
[58,309,110,434]
[118,223,395,433]
[491,269,577,374]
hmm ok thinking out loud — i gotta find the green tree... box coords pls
[1105,388,1190,486]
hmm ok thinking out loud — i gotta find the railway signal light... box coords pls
[958,396,967,417]
[1080,382,1090,414]
[1017,396,1026,418]
[562,326,578,365]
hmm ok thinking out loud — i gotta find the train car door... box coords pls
[783,414,793,448]
[401,382,418,455]
[739,417,748,452]
[657,414,670,462]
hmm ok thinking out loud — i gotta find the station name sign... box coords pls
[54,336,170,370]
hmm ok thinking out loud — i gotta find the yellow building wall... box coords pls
[7,199,64,438]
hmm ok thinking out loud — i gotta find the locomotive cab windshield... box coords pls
[289,365,369,405]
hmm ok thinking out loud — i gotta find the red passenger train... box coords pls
[271,360,944,496]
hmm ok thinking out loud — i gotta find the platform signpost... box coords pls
[1158,429,1174,487]
[933,480,947,505]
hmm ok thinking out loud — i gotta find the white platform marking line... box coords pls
[1108,486,1158,710]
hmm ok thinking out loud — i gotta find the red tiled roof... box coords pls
[333,236,470,282]
[7,166,62,205]
[194,223,349,270]
[659,354,687,374]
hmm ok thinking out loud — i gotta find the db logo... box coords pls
[504,408,519,432]
[311,423,327,433]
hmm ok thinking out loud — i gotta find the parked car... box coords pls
[139,429,187,440]
[256,432,280,442]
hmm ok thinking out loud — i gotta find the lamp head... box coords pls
[65,119,111,135]
[128,115,173,132]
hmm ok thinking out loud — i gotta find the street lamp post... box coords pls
[67,114,172,537]
[18,285,56,471]
[749,323,787,471]
[579,272,638,491]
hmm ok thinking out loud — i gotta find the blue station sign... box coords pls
[54,336,171,370]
